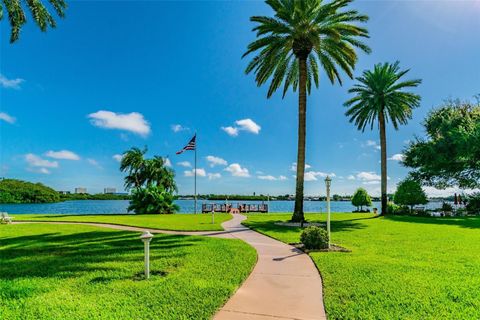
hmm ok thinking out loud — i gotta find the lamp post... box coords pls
[325,176,332,249]
[140,231,154,279]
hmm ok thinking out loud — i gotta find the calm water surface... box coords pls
[0,199,443,215]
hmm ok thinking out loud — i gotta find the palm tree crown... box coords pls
[344,61,422,130]
[243,0,371,97]
[1,0,66,43]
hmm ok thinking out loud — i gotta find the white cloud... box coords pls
[171,124,189,133]
[257,174,288,181]
[347,175,356,180]
[363,140,381,150]
[164,158,172,167]
[38,168,50,174]
[221,118,261,137]
[0,112,16,124]
[206,155,228,167]
[113,154,124,162]
[356,171,389,183]
[88,110,151,137]
[45,150,80,161]
[356,171,381,181]
[388,153,405,162]
[87,158,102,168]
[235,118,261,134]
[304,171,336,181]
[363,180,381,185]
[258,175,277,181]
[225,163,250,177]
[422,186,480,197]
[27,167,51,174]
[177,161,191,168]
[221,126,239,137]
[25,154,58,168]
[208,173,222,180]
[184,168,206,177]
[290,162,312,171]
[0,73,24,89]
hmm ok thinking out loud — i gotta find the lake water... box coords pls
[0,199,444,215]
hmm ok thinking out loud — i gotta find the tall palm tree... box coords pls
[243,0,370,222]
[144,156,177,193]
[120,147,147,190]
[344,61,421,215]
[1,0,66,43]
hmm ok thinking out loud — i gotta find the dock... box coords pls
[201,203,268,213]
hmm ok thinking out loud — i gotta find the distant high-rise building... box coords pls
[104,188,116,194]
[75,187,87,194]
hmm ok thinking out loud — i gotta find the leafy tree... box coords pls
[0,178,60,203]
[403,99,480,189]
[243,0,370,222]
[351,187,372,211]
[466,193,480,215]
[393,179,428,213]
[344,61,421,215]
[1,0,66,43]
[120,147,178,214]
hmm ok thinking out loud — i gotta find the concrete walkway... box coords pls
[13,215,326,320]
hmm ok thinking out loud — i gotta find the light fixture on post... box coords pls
[140,231,154,279]
[324,176,332,249]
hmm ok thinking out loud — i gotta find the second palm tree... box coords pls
[344,61,422,215]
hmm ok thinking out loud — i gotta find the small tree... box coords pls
[394,179,428,213]
[120,147,178,214]
[351,188,372,212]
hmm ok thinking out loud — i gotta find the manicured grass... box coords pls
[244,213,480,319]
[13,213,232,231]
[0,223,256,319]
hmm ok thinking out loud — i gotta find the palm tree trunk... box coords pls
[379,111,388,215]
[292,58,307,222]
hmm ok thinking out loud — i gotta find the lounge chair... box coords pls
[0,212,13,224]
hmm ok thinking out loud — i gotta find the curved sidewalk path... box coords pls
[14,214,326,320]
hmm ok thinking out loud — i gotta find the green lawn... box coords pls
[244,213,480,319]
[0,223,256,319]
[13,213,232,231]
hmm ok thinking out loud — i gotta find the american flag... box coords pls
[176,134,196,154]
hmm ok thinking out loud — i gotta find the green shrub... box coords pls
[300,226,328,250]
[442,202,453,212]
[128,186,179,214]
[466,193,480,215]
[387,202,399,215]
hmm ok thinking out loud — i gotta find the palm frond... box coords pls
[244,0,370,99]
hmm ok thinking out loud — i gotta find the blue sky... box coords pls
[1,1,479,196]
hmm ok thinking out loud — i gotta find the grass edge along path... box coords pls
[243,212,480,320]
[12,213,232,231]
[0,222,256,320]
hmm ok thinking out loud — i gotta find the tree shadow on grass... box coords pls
[384,215,480,229]
[0,230,203,280]
[245,216,372,235]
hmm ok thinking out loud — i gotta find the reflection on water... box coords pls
[0,199,443,215]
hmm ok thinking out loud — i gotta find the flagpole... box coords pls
[194,132,197,214]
